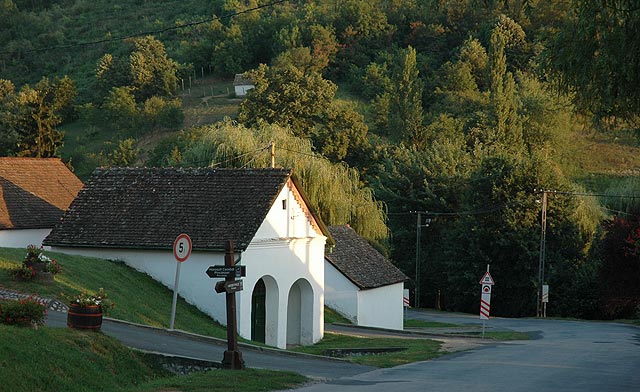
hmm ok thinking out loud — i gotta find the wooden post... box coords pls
[270,141,276,168]
[222,240,245,370]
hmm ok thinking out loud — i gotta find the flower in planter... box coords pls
[65,288,115,314]
[20,244,61,276]
[24,244,41,263]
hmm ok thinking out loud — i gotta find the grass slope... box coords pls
[0,247,227,338]
[0,324,307,392]
[0,325,166,391]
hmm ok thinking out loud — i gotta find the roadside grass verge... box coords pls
[291,332,443,368]
[450,331,531,340]
[404,319,459,328]
[0,247,227,338]
[0,324,307,392]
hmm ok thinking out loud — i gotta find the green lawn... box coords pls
[0,324,306,392]
[404,318,459,328]
[292,332,443,368]
[0,247,227,338]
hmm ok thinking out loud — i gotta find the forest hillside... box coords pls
[1,0,639,319]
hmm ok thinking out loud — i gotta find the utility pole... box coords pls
[537,190,548,317]
[415,212,421,309]
[270,141,275,168]
[413,212,431,309]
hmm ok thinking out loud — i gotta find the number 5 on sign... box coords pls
[170,234,192,330]
[174,234,192,262]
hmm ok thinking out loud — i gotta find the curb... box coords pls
[328,323,496,339]
[102,316,350,363]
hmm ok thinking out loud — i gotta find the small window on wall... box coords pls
[282,199,287,210]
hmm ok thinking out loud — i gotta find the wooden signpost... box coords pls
[206,240,245,370]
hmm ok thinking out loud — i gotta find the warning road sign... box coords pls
[480,293,491,320]
[479,271,495,285]
[482,284,492,294]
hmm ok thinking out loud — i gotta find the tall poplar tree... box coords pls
[388,46,424,146]
[489,29,522,156]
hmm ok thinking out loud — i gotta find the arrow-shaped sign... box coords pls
[215,279,244,294]
[206,265,246,279]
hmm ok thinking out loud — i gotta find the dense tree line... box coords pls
[1,0,639,318]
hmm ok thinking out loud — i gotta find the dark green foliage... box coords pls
[546,0,640,121]
[0,76,77,158]
[596,217,640,319]
[96,36,178,102]
[238,64,337,137]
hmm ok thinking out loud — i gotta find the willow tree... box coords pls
[179,120,388,242]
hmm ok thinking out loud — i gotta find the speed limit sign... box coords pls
[173,233,192,263]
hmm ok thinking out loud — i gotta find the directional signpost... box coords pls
[206,240,245,370]
[170,233,192,330]
[479,265,495,339]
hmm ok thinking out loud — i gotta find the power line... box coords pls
[277,146,325,160]
[534,189,640,199]
[173,145,270,168]
[387,203,509,217]
[602,206,640,218]
[0,0,288,56]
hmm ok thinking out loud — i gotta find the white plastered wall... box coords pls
[237,182,326,349]
[0,228,52,249]
[357,282,405,330]
[324,261,359,323]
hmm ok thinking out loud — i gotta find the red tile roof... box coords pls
[0,158,83,229]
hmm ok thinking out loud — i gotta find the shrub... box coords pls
[0,297,47,327]
[12,264,36,281]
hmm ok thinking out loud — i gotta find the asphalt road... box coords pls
[45,310,373,380]
[46,309,640,391]
[290,309,640,392]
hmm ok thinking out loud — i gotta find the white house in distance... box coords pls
[325,225,408,330]
[44,167,331,349]
[0,157,83,248]
[233,73,255,97]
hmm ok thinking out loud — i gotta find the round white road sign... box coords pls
[173,233,192,262]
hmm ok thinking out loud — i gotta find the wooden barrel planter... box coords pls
[67,304,103,331]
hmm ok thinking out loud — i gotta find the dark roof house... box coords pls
[233,73,255,97]
[324,225,408,330]
[44,166,332,349]
[0,157,83,230]
[44,167,330,250]
[326,225,407,289]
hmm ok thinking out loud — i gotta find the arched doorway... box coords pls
[286,278,314,347]
[251,279,266,343]
[251,276,279,346]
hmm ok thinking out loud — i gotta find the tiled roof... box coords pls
[44,167,319,251]
[233,73,254,86]
[0,157,83,229]
[326,225,408,289]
